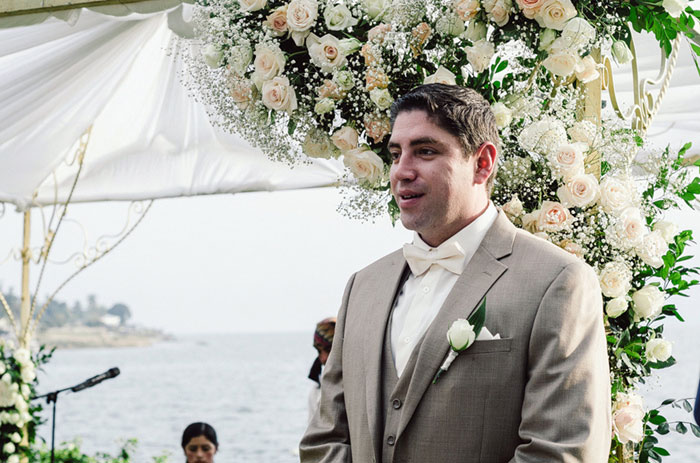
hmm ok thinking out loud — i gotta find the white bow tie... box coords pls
[402,241,466,276]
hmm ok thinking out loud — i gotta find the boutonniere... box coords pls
[432,297,486,384]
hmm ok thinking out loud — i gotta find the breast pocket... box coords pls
[463,337,512,355]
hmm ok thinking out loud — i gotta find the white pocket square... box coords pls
[476,326,501,341]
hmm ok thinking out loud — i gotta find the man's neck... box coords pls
[420,201,491,248]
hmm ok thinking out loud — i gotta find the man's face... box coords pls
[389,110,492,247]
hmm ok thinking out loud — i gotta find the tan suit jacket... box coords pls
[300,212,611,462]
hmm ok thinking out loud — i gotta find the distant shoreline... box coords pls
[36,325,174,349]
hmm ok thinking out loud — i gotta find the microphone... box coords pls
[71,367,120,392]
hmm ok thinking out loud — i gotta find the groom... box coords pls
[300,84,611,462]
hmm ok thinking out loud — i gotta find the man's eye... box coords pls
[419,148,436,155]
[390,152,400,161]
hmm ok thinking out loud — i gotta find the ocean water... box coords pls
[34,328,699,462]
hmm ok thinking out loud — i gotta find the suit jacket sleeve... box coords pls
[511,261,611,463]
[299,274,355,463]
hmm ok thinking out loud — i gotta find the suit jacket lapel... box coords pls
[362,249,408,460]
[396,212,516,438]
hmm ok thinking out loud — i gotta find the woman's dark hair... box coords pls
[181,422,218,449]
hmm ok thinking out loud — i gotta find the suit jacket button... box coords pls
[392,398,402,409]
[387,435,395,446]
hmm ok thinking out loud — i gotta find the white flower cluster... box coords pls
[1,345,37,463]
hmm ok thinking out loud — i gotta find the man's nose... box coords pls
[391,155,417,182]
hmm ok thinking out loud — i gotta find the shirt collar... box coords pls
[411,202,499,270]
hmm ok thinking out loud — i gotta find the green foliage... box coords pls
[29,439,170,463]
[638,399,700,463]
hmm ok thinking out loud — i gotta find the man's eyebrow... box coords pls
[388,137,444,148]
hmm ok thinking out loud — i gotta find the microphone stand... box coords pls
[32,368,120,463]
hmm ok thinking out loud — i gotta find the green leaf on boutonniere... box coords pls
[468,297,487,338]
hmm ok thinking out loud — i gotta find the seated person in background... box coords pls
[307,317,336,422]
[182,422,218,463]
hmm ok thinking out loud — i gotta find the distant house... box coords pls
[99,314,121,328]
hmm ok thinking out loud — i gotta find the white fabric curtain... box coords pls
[0,4,345,209]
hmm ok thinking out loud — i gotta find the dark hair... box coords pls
[390,83,500,190]
[181,422,218,449]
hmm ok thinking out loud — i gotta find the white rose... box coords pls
[436,13,466,36]
[0,381,14,407]
[334,70,355,90]
[10,432,21,443]
[324,4,358,31]
[646,338,672,363]
[548,142,586,180]
[599,175,635,213]
[568,120,598,145]
[561,17,595,50]
[265,6,289,36]
[466,40,495,73]
[519,118,568,155]
[612,40,633,64]
[557,173,600,208]
[0,362,5,375]
[307,34,347,73]
[632,285,665,320]
[20,366,35,383]
[543,48,578,77]
[613,392,645,444]
[238,0,267,12]
[339,38,362,55]
[538,28,557,51]
[454,0,481,21]
[8,454,20,463]
[314,97,335,114]
[491,102,513,128]
[331,126,359,152]
[599,261,632,298]
[615,207,647,248]
[446,318,476,350]
[534,0,577,31]
[488,0,512,27]
[636,230,668,268]
[228,43,253,76]
[202,43,224,69]
[502,195,524,218]
[253,43,286,85]
[4,442,16,455]
[20,383,30,399]
[424,66,457,85]
[302,129,336,159]
[464,20,487,42]
[662,0,688,18]
[575,55,600,83]
[287,0,319,45]
[261,76,298,113]
[369,88,394,110]
[653,221,678,243]
[363,0,390,20]
[535,201,573,232]
[343,147,385,185]
[606,297,628,318]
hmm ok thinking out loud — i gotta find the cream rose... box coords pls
[4,442,15,455]
[10,432,21,443]
[238,0,267,12]
[548,142,586,180]
[287,0,318,45]
[599,261,632,298]
[606,297,628,318]
[12,348,31,366]
[229,78,256,110]
[534,0,577,30]
[265,6,289,36]
[314,97,335,114]
[447,318,477,350]
[662,0,689,18]
[424,66,457,85]
[488,0,512,27]
[535,201,573,232]
[653,220,678,243]
[364,0,390,20]
[502,195,524,218]
[324,4,358,31]
[612,40,633,64]
[369,88,394,110]
[543,48,578,77]
[635,230,668,268]
[575,55,600,83]
[491,102,513,128]
[436,13,466,36]
[568,120,598,145]
[307,34,347,73]
[466,40,495,74]
[516,0,544,18]
[331,126,359,152]
[454,0,481,21]
[613,392,645,444]
[343,146,385,185]
[253,43,286,85]
[646,338,672,363]
[303,129,336,159]
[632,285,665,320]
[20,366,35,383]
[557,173,600,208]
[599,175,635,213]
[261,76,298,113]
[561,17,595,50]
[538,28,557,51]
[202,43,224,69]
[559,239,584,259]
[464,20,487,42]
[615,207,647,249]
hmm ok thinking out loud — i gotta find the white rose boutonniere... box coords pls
[433,298,486,384]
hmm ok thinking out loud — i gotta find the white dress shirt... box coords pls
[390,203,499,377]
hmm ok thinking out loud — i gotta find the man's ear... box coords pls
[474,142,497,185]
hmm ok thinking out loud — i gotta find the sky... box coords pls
[0,188,413,334]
